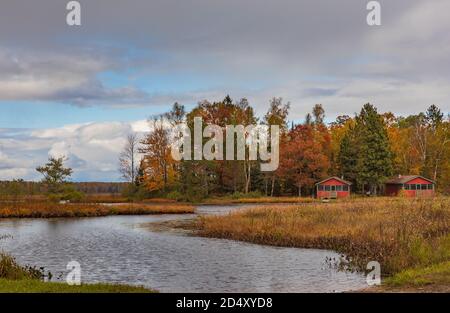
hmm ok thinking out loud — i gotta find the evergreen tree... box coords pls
[36,157,73,193]
[425,104,443,129]
[312,104,325,126]
[356,103,393,194]
[338,124,359,185]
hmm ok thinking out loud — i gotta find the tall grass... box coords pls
[0,202,194,218]
[0,254,155,292]
[204,196,316,205]
[0,253,44,280]
[196,197,450,275]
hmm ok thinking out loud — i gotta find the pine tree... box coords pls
[356,103,393,195]
[338,124,359,185]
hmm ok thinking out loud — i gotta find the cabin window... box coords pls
[421,184,427,190]
[331,185,336,191]
[410,184,416,190]
[318,185,324,191]
[325,185,331,191]
[404,184,410,190]
[336,185,343,191]
[428,184,433,190]
[343,185,349,191]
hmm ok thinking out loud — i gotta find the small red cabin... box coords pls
[385,175,435,197]
[315,177,352,199]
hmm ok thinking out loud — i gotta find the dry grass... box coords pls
[196,197,450,275]
[204,196,316,205]
[0,194,182,204]
[0,202,194,218]
[83,193,128,203]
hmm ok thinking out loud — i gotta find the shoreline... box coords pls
[0,202,195,218]
[180,198,450,293]
[2,198,448,293]
[145,218,450,293]
[0,278,156,293]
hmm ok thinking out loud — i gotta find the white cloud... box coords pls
[0,121,147,181]
[1,0,450,181]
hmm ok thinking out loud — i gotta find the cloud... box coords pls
[0,121,148,181]
[0,0,450,181]
[0,1,449,114]
[0,47,155,107]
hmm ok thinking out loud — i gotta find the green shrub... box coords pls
[61,190,85,202]
[0,253,45,280]
[230,191,263,199]
[246,191,263,198]
[230,192,245,199]
[121,184,151,202]
[46,183,85,203]
[165,191,184,201]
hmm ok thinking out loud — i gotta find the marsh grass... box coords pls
[196,197,450,275]
[0,202,194,218]
[203,196,317,205]
[0,254,155,293]
[0,253,44,280]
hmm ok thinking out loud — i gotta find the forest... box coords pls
[118,96,450,201]
[0,97,448,202]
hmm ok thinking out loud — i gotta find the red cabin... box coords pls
[385,175,435,197]
[315,177,352,199]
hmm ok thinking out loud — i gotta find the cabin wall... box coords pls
[317,190,350,199]
[316,178,351,199]
[385,177,435,197]
[403,189,434,197]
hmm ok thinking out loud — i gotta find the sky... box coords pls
[0,0,449,182]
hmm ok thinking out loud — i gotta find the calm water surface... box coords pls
[0,205,366,292]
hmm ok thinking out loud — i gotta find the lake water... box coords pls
[0,205,367,292]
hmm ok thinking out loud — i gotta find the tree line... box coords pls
[120,96,449,200]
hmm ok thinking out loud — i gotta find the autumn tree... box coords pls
[165,102,186,127]
[181,96,258,196]
[422,105,448,181]
[139,116,176,192]
[264,97,290,196]
[279,124,329,196]
[330,115,354,177]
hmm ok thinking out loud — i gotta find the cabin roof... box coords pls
[315,176,352,186]
[385,175,435,185]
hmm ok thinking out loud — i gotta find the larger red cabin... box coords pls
[385,175,435,197]
[315,177,352,199]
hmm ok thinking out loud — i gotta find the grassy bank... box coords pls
[0,202,194,218]
[0,279,154,293]
[0,253,154,293]
[383,261,450,291]
[194,197,450,290]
